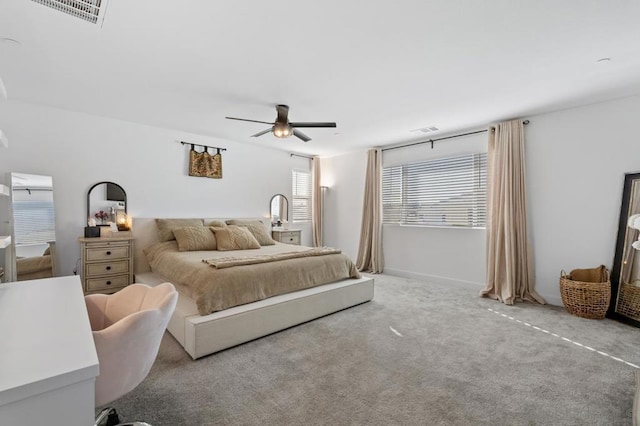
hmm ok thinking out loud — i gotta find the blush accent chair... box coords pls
[86,283,178,426]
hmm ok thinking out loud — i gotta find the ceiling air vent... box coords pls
[411,126,439,134]
[31,0,108,24]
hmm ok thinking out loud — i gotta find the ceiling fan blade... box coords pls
[251,128,272,138]
[225,117,274,125]
[293,129,311,142]
[276,104,289,124]
[290,122,337,128]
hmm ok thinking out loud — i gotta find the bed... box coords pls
[132,217,374,359]
[16,241,57,281]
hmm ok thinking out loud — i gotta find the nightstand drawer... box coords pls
[278,232,300,244]
[272,229,302,245]
[86,260,129,277]
[86,274,129,292]
[282,233,299,244]
[86,246,129,262]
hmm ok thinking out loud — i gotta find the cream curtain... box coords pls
[312,156,323,247]
[356,148,384,273]
[480,120,545,305]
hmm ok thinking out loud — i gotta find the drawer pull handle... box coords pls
[106,251,112,255]
[106,266,111,271]
[106,281,111,285]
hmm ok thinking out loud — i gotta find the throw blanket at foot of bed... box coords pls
[203,247,342,269]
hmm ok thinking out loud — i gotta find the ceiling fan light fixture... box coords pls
[273,123,292,138]
[226,104,335,143]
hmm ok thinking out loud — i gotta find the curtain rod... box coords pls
[382,120,530,152]
[180,141,227,152]
[290,153,313,160]
[13,187,52,193]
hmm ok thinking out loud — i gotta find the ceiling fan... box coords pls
[225,104,336,142]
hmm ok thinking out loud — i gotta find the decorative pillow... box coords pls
[173,227,217,251]
[156,218,204,242]
[205,220,227,228]
[212,225,261,251]
[225,219,275,246]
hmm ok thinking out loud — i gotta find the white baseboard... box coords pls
[383,268,563,307]
[537,293,563,307]
[383,268,484,288]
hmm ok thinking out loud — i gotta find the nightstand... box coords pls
[79,236,134,294]
[272,228,301,245]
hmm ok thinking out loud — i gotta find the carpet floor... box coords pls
[107,274,640,425]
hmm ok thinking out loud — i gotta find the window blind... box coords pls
[13,200,56,245]
[382,153,487,228]
[292,169,312,222]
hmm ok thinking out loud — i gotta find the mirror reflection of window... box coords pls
[615,179,640,321]
[620,181,640,286]
[270,194,289,226]
[10,173,57,281]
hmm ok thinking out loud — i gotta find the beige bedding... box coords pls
[203,246,342,269]
[144,242,361,315]
[16,255,53,281]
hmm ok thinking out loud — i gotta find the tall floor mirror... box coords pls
[4,173,58,282]
[609,171,640,327]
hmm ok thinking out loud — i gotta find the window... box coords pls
[382,153,487,228]
[13,199,56,246]
[292,169,312,222]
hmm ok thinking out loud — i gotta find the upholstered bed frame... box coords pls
[131,217,374,359]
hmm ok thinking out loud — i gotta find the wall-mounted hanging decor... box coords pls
[181,141,226,179]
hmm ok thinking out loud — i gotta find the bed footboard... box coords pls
[135,273,374,359]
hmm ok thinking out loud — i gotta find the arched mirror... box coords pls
[609,172,640,327]
[270,194,289,226]
[87,182,127,227]
[9,172,57,282]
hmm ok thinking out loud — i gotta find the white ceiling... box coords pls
[1,0,640,157]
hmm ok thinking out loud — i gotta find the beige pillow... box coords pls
[225,219,275,246]
[156,218,204,242]
[205,220,227,228]
[212,225,261,251]
[173,227,217,251]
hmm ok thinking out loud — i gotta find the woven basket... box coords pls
[559,270,610,319]
[617,282,640,320]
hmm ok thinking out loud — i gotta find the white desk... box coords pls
[0,276,99,426]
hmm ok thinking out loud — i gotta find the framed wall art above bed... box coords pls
[181,141,226,179]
